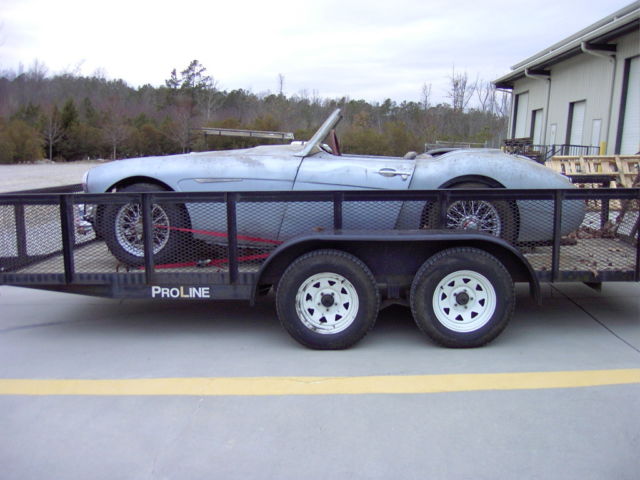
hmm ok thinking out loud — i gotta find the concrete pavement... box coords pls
[0,282,638,479]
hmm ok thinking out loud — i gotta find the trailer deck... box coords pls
[4,236,637,278]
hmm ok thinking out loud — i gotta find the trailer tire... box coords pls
[410,247,514,348]
[276,249,379,349]
[103,183,188,266]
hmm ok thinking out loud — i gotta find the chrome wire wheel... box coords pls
[446,200,501,236]
[294,272,360,334]
[114,202,170,257]
[432,269,496,333]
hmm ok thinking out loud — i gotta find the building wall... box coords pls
[511,77,548,140]
[545,53,615,150]
[508,29,639,154]
[608,29,640,153]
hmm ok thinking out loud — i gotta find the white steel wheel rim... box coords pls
[115,203,170,257]
[432,270,496,332]
[295,272,359,334]
[446,200,501,236]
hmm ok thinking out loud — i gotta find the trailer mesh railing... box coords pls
[1,188,638,288]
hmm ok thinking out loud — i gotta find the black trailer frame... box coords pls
[1,186,638,299]
[1,185,638,348]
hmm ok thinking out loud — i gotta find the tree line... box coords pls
[0,60,511,163]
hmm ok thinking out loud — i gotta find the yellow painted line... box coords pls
[0,369,639,396]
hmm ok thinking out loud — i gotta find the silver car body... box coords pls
[84,109,583,243]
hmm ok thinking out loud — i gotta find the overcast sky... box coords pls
[0,0,634,104]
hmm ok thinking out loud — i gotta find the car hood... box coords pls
[84,144,305,192]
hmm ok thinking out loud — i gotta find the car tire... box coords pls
[410,247,515,348]
[103,183,189,266]
[276,249,380,349]
[421,182,518,243]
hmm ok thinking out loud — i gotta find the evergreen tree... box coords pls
[60,98,79,130]
[0,120,44,162]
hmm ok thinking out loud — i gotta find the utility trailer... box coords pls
[1,186,638,349]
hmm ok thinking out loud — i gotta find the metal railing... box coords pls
[1,188,638,292]
[502,140,601,162]
[542,144,601,161]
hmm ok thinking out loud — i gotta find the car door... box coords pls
[294,152,415,190]
[176,151,302,244]
[278,152,416,238]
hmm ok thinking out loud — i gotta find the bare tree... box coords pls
[27,59,48,81]
[475,80,496,113]
[203,77,221,123]
[163,102,193,152]
[102,112,131,160]
[495,89,512,118]
[421,83,432,110]
[59,60,85,78]
[40,105,63,161]
[447,67,477,112]
[92,88,132,160]
[277,73,285,96]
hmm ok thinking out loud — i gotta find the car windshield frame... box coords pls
[294,108,343,157]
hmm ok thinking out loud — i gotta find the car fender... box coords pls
[401,150,584,240]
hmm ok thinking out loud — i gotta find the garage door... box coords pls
[514,92,529,138]
[532,109,543,145]
[568,101,586,146]
[620,56,639,154]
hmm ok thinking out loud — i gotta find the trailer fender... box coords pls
[253,230,540,304]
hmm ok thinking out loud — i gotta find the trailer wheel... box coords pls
[410,247,515,348]
[276,250,380,349]
[103,183,188,266]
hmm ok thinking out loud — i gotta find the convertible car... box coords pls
[83,109,585,265]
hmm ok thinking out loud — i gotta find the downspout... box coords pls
[581,42,617,154]
[506,89,515,138]
[524,68,551,145]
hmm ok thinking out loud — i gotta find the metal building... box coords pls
[494,2,639,159]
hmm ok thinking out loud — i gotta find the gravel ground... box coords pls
[0,161,106,192]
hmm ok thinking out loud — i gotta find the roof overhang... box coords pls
[493,2,640,89]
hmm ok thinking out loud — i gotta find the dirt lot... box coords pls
[0,161,106,192]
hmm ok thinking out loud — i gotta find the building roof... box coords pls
[493,2,640,89]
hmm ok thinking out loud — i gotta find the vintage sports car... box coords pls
[83,109,585,265]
